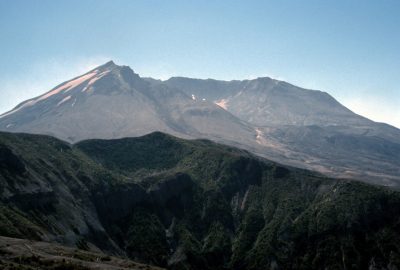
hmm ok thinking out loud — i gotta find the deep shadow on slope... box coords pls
[0,131,399,269]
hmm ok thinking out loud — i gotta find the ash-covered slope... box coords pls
[0,61,255,146]
[165,76,400,139]
[0,131,400,269]
[164,76,400,186]
[1,61,399,186]
[165,76,360,126]
[0,61,172,141]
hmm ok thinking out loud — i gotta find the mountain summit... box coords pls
[1,61,399,186]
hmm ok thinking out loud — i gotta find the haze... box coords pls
[0,0,399,127]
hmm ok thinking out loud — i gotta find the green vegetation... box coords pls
[126,209,169,266]
[0,131,399,269]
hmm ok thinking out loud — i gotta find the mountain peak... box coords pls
[1,62,399,188]
[94,61,140,78]
[102,60,116,67]
[95,60,118,72]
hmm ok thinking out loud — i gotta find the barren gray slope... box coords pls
[166,76,398,133]
[1,61,399,186]
[165,75,400,186]
[0,62,255,146]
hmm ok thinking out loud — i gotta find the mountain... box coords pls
[1,61,399,186]
[164,76,400,145]
[164,77,400,183]
[0,61,255,147]
[1,131,400,269]
[166,77,366,126]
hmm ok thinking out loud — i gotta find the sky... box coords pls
[0,0,399,127]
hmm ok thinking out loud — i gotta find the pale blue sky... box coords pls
[0,0,399,127]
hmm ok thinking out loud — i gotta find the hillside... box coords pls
[1,61,399,187]
[0,131,399,269]
[0,236,163,270]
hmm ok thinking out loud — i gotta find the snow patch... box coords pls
[0,100,37,119]
[191,94,196,100]
[62,71,98,93]
[38,71,98,101]
[57,96,72,106]
[255,128,265,145]
[82,70,110,92]
[0,69,104,119]
[215,99,228,110]
[6,124,13,128]
[202,98,206,101]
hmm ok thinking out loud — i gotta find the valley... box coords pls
[0,131,399,269]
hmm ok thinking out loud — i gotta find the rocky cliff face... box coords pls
[0,131,399,269]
